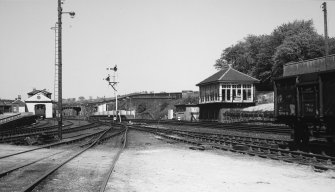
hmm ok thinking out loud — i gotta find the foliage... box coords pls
[214,20,334,90]
[272,32,324,77]
[137,103,147,113]
[78,96,85,102]
[182,96,199,105]
[160,102,169,111]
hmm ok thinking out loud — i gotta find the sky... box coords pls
[1,0,335,101]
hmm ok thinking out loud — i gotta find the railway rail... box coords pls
[130,124,335,171]
[99,126,128,192]
[0,124,127,192]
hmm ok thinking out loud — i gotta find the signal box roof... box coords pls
[196,65,259,86]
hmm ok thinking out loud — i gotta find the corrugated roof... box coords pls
[196,66,260,86]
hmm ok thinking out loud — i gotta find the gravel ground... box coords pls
[0,147,78,191]
[31,134,123,192]
[106,129,335,192]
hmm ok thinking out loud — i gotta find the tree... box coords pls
[270,20,316,47]
[272,32,324,77]
[214,34,274,87]
[214,19,332,90]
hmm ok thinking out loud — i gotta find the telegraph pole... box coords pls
[320,2,329,119]
[57,0,75,140]
[322,2,329,58]
[57,0,63,140]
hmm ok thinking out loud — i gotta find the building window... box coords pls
[244,84,252,100]
[236,89,241,101]
[201,83,253,103]
[243,89,247,100]
[221,83,252,102]
[221,84,231,101]
[247,89,252,100]
[227,89,231,101]
[222,89,226,101]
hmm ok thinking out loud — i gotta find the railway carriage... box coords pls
[274,55,335,144]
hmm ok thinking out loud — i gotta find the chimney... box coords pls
[18,95,21,100]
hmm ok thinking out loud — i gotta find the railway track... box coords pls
[0,121,101,144]
[0,124,114,160]
[131,124,335,171]
[157,127,289,147]
[132,119,292,135]
[0,120,73,137]
[0,124,128,192]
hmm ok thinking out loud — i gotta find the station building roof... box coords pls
[27,89,52,99]
[27,89,51,95]
[12,99,26,107]
[196,65,260,86]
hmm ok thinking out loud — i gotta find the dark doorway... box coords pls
[35,104,46,118]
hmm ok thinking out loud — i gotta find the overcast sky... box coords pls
[1,0,334,100]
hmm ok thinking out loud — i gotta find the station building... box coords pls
[25,89,53,118]
[12,96,26,113]
[0,95,26,114]
[196,65,259,120]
